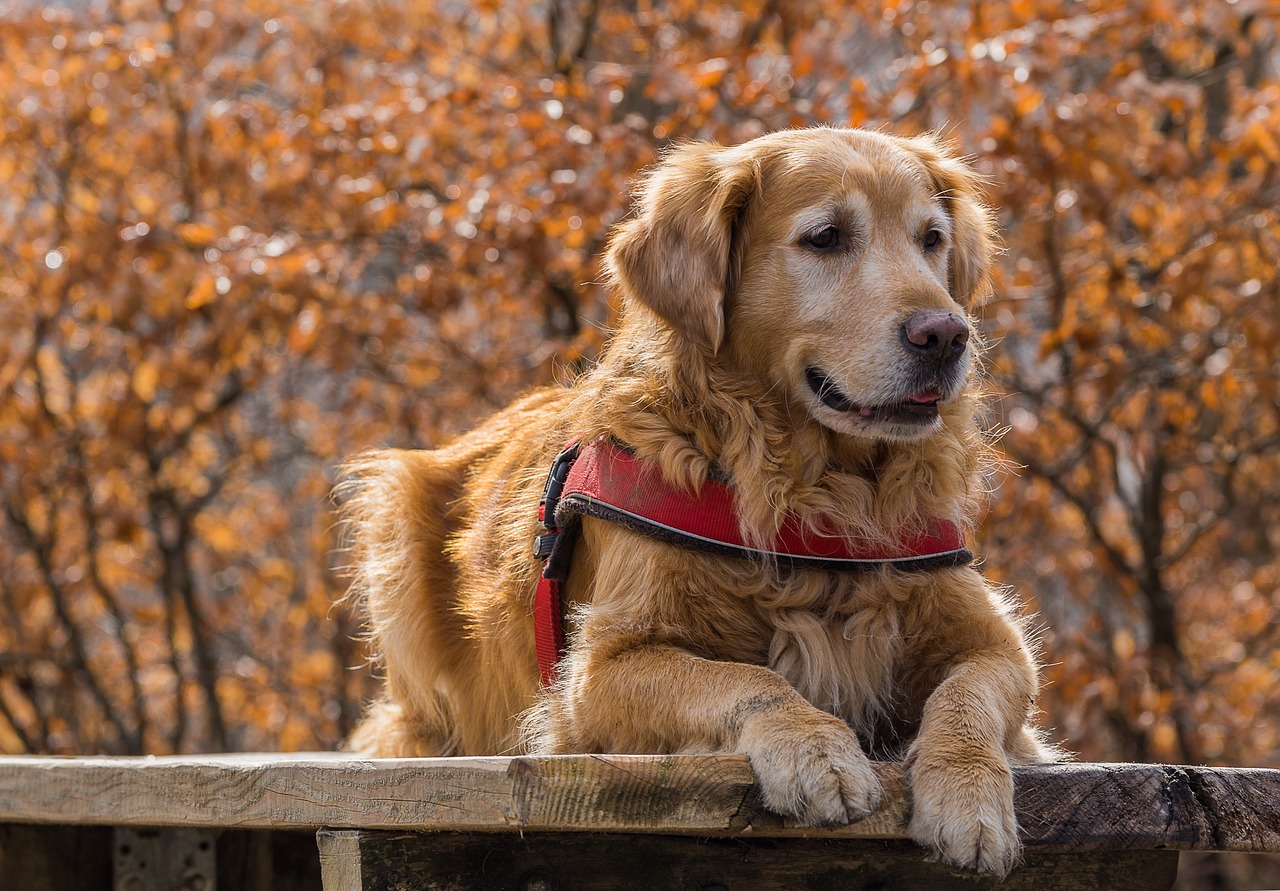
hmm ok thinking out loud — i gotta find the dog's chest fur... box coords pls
[744,571,914,749]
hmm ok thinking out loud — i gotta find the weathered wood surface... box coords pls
[0,755,1277,854]
[1015,762,1280,853]
[316,830,1182,891]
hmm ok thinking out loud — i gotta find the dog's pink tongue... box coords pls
[909,390,941,404]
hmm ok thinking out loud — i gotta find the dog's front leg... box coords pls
[905,650,1036,877]
[536,638,883,827]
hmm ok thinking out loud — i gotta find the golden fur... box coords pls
[339,128,1058,875]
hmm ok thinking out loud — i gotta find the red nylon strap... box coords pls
[533,440,581,687]
[533,438,972,686]
[533,576,563,687]
[558,439,970,566]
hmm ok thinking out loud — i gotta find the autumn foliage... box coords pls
[1,0,1277,811]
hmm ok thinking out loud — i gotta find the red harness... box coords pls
[533,438,973,686]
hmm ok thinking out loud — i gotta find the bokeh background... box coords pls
[1,0,1277,885]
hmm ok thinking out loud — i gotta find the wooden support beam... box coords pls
[314,830,1182,891]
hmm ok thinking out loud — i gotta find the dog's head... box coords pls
[606,128,994,442]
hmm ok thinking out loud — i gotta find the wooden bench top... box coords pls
[0,754,1277,855]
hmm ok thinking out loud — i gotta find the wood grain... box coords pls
[0,755,1276,853]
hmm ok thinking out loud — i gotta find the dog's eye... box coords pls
[922,228,945,252]
[803,226,841,251]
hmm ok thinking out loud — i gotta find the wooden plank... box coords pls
[317,830,362,891]
[0,755,1276,854]
[1014,763,1280,853]
[315,830,1182,891]
[0,754,792,835]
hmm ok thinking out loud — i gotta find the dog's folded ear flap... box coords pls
[606,142,757,354]
[900,135,997,307]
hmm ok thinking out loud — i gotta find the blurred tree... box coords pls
[0,3,1275,841]
[906,3,1280,770]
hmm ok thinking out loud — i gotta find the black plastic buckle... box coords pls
[538,441,580,532]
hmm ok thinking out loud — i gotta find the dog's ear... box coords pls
[899,134,996,307]
[606,142,757,353]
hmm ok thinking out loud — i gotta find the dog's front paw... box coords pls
[741,708,882,826]
[907,745,1018,876]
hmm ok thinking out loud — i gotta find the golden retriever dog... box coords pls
[339,127,1057,875]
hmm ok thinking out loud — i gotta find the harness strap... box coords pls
[557,440,972,569]
[533,441,581,686]
[532,573,564,688]
[532,438,973,685]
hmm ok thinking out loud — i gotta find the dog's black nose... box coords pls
[901,310,969,365]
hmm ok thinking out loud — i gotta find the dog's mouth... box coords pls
[804,365,942,424]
